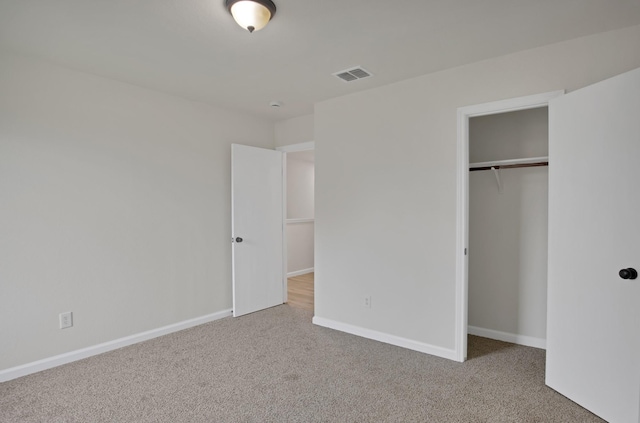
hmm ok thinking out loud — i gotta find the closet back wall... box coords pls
[469,107,549,346]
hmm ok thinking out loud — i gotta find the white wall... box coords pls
[287,152,315,218]
[314,25,640,356]
[286,151,314,274]
[287,223,314,274]
[468,108,548,343]
[274,114,314,148]
[469,108,549,162]
[0,51,274,371]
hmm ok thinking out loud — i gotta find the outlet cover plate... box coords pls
[59,311,73,329]
[364,295,372,308]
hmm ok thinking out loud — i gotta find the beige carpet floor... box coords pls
[1,305,603,422]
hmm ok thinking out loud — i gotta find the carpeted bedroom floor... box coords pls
[0,305,602,422]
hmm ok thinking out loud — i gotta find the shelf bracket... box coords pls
[491,166,503,194]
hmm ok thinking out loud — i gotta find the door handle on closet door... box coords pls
[618,268,637,280]
[233,237,243,243]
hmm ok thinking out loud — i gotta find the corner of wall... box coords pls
[274,114,314,147]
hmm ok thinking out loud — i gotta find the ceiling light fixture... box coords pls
[225,0,276,33]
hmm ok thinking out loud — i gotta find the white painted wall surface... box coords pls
[469,108,549,162]
[287,223,314,274]
[469,108,548,342]
[274,114,314,148]
[286,151,315,274]
[287,152,315,219]
[0,51,274,371]
[314,25,640,355]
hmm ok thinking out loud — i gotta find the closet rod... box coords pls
[469,161,548,172]
[469,156,549,172]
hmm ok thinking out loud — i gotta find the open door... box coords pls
[546,68,640,423]
[231,144,284,317]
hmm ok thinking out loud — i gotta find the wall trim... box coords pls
[312,316,457,361]
[468,326,546,350]
[0,309,232,383]
[287,268,314,277]
[276,141,315,152]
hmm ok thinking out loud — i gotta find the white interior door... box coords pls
[231,144,284,317]
[546,68,640,423]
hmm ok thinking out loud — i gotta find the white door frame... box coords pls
[454,91,564,362]
[276,141,315,304]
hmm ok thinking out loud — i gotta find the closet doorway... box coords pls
[277,142,315,313]
[454,91,564,362]
[468,107,549,351]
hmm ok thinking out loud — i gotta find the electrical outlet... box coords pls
[59,312,73,329]
[364,295,372,308]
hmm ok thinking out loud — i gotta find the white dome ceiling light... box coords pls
[225,0,276,33]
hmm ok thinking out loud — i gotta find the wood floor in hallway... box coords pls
[287,272,314,312]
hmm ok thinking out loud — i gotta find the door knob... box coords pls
[234,237,243,243]
[619,268,638,280]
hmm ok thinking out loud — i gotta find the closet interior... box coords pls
[468,106,549,349]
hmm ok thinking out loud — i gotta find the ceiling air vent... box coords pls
[333,66,372,83]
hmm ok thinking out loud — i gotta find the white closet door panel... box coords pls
[546,67,640,423]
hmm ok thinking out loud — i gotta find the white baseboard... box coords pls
[287,268,314,278]
[0,309,232,383]
[468,326,546,349]
[312,316,457,361]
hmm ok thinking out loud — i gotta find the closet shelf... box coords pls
[469,156,549,171]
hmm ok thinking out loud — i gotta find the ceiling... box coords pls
[1,0,640,122]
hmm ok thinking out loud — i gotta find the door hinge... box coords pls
[464,248,467,255]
